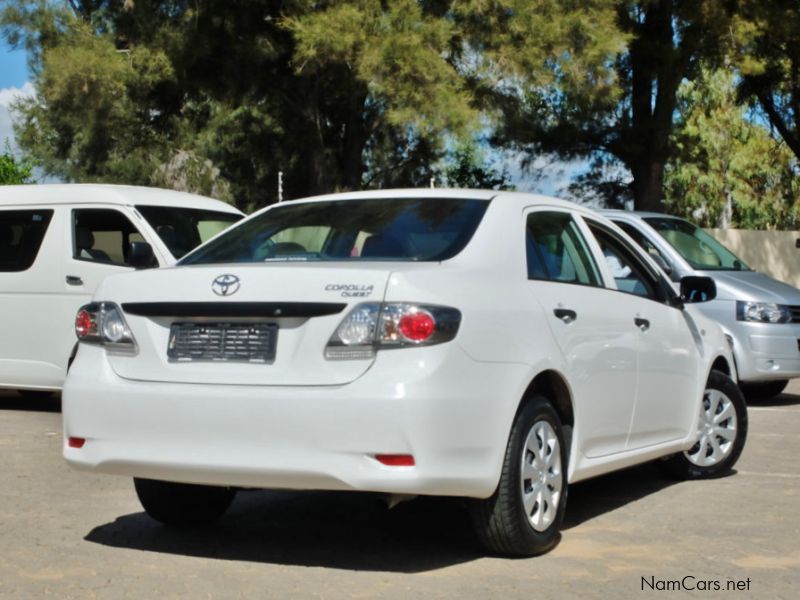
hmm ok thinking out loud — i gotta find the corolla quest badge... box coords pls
[211,274,240,297]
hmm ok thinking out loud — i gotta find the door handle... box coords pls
[65,275,83,286]
[635,317,650,331]
[554,308,577,324]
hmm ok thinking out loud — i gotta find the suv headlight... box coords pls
[736,301,793,324]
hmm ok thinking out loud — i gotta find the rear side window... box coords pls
[525,212,601,286]
[181,197,490,265]
[0,210,54,272]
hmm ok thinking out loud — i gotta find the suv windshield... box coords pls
[180,197,491,265]
[136,206,242,259]
[644,217,750,271]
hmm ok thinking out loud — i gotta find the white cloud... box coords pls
[0,81,35,153]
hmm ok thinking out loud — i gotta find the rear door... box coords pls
[523,209,639,458]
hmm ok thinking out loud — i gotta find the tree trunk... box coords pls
[624,0,684,213]
[630,158,666,213]
[340,87,369,191]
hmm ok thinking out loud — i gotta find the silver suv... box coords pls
[603,210,800,400]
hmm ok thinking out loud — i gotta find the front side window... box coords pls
[181,197,490,265]
[587,222,666,301]
[73,209,155,267]
[525,211,601,286]
[0,210,54,272]
[644,217,749,271]
[135,205,242,259]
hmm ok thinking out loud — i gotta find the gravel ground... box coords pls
[0,383,798,599]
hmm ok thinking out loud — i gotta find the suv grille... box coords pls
[167,322,278,363]
[791,306,800,323]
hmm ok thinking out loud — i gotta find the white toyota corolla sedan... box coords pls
[63,189,747,556]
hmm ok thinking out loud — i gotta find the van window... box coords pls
[72,209,155,267]
[0,210,54,272]
[135,206,242,259]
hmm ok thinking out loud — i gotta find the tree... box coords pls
[734,1,800,164]
[0,141,33,184]
[664,67,800,230]
[440,140,512,190]
[481,1,736,211]
[1,1,478,209]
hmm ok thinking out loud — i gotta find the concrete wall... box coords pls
[707,228,800,289]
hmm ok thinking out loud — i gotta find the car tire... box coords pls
[662,370,747,480]
[470,396,568,556]
[740,379,788,402]
[134,478,236,527]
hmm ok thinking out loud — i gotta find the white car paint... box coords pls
[63,189,735,500]
[0,184,243,392]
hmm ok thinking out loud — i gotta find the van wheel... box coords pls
[662,371,747,480]
[740,379,788,402]
[134,478,236,527]
[470,396,567,556]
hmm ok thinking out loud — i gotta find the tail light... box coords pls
[325,302,460,360]
[74,302,137,352]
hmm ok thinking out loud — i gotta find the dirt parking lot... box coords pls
[1,384,798,599]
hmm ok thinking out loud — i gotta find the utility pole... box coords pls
[278,171,284,202]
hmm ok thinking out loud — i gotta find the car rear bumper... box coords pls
[63,344,528,498]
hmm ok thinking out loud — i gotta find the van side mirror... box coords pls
[680,276,716,303]
[127,241,156,269]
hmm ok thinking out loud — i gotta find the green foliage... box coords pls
[664,67,800,230]
[734,1,800,163]
[0,141,33,184]
[440,141,513,190]
[1,1,479,209]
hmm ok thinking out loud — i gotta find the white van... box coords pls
[0,184,243,397]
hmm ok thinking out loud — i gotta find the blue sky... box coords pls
[1,40,33,152]
[0,39,28,89]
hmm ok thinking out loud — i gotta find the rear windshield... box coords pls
[136,205,242,259]
[180,197,491,265]
[644,217,750,271]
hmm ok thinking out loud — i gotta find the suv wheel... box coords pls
[662,371,747,479]
[740,379,788,402]
[134,478,236,527]
[470,396,567,556]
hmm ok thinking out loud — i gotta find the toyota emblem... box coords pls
[212,274,240,296]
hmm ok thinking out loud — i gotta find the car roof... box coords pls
[599,209,684,221]
[0,184,243,215]
[269,188,584,212]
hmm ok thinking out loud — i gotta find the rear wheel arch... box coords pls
[519,370,574,430]
[516,370,575,464]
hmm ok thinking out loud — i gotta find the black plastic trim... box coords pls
[121,302,347,318]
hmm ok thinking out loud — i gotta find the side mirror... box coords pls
[680,276,716,303]
[127,241,156,269]
[651,254,673,276]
